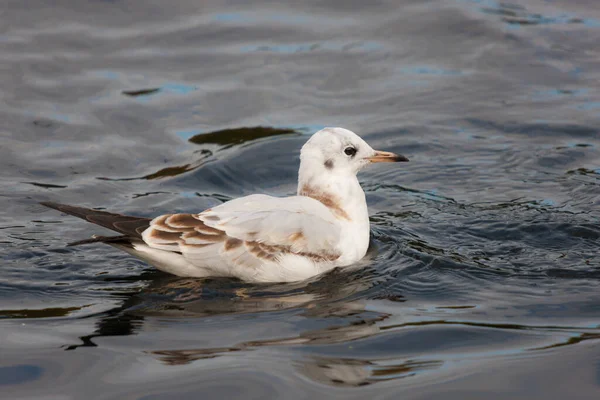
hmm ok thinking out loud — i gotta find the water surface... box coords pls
[2,0,600,398]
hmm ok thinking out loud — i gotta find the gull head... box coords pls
[300,127,408,176]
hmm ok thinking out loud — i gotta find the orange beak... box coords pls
[367,150,409,163]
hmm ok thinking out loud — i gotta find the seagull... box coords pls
[41,127,408,283]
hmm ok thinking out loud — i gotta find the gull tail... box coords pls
[40,201,152,246]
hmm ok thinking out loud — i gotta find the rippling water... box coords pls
[2,0,600,398]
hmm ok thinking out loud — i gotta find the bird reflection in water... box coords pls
[144,288,443,388]
[59,249,447,386]
[297,357,443,387]
[142,276,441,388]
[63,250,382,348]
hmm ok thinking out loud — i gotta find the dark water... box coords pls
[2,0,600,398]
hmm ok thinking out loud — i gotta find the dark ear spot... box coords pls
[324,159,334,170]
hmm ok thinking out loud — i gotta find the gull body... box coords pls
[41,127,408,283]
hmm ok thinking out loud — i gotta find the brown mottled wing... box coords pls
[40,201,151,239]
[142,213,227,252]
[142,194,343,268]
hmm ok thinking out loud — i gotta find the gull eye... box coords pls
[344,147,357,157]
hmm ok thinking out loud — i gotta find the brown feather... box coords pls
[148,229,183,243]
[244,240,340,263]
[166,214,203,228]
[152,215,182,232]
[224,238,243,251]
[182,230,225,243]
[298,184,350,221]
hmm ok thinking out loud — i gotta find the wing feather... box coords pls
[142,194,342,270]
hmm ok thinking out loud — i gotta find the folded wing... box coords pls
[142,194,342,270]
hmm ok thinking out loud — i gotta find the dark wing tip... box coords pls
[40,201,63,210]
[39,201,151,239]
[67,235,134,247]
